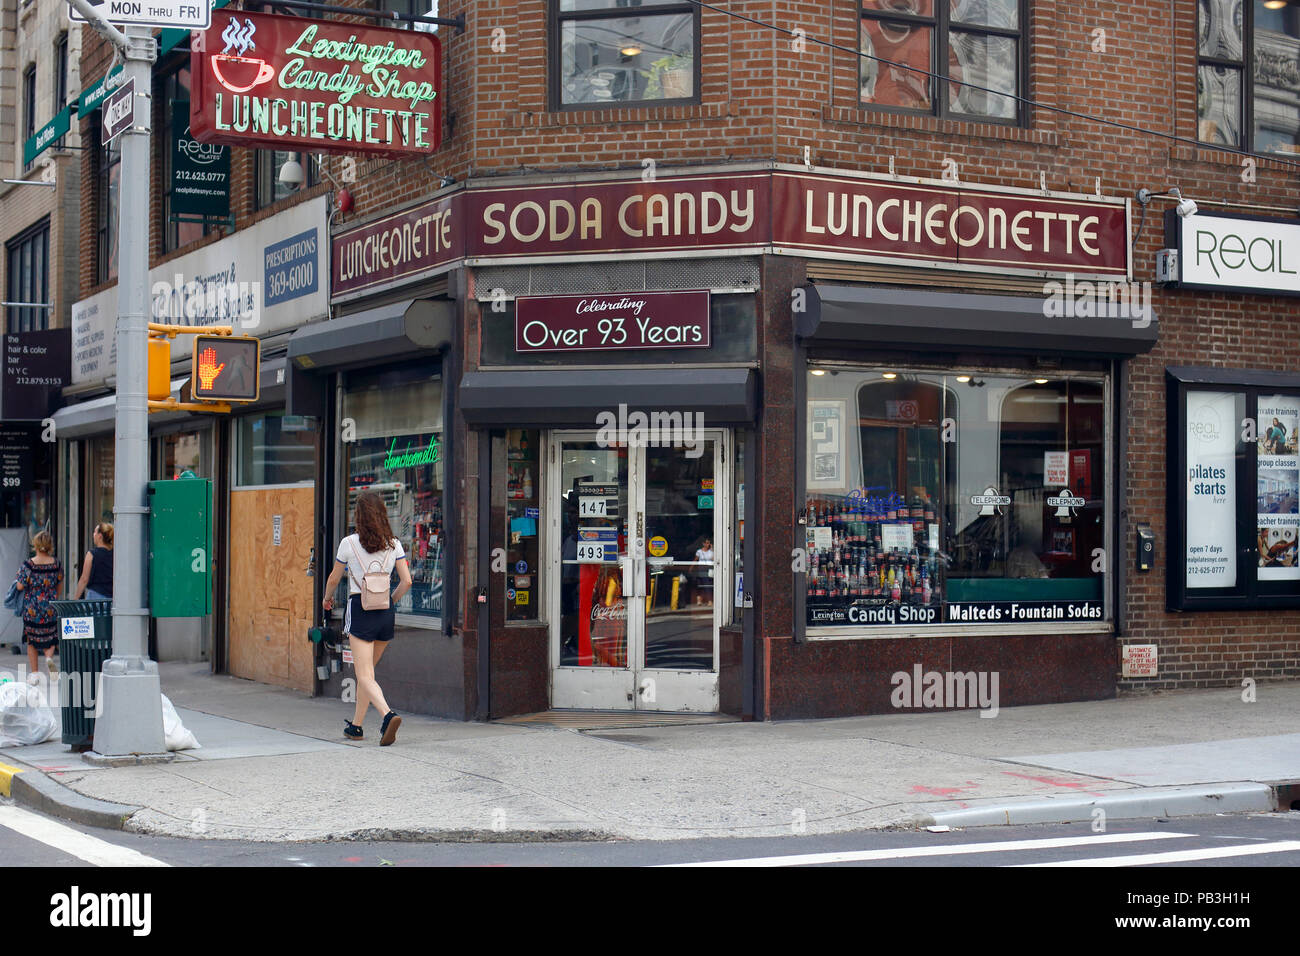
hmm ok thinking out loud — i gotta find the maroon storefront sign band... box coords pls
[331,167,1131,299]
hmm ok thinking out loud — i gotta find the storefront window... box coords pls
[342,371,443,621]
[1169,372,1300,609]
[805,366,1108,630]
[505,429,541,622]
[235,413,317,486]
[155,429,208,480]
[90,435,115,525]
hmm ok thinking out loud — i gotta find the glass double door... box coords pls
[549,431,726,712]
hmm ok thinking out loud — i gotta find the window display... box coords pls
[1168,373,1300,610]
[805,366,1108,630]
[505,429,540,621]
[342,371,443,622]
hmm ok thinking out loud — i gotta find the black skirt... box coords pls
[344,594,395,642]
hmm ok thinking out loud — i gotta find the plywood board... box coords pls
[228,485,315,692]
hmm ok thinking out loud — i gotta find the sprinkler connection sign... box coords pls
[190,10,441,157]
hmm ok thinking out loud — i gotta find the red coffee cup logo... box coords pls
[214,18,273,93]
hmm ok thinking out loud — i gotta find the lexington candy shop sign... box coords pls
[190,10,441,156]
[332,166,1132,299]
[516,291,711,352]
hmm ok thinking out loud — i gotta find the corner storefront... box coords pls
[326,161,1150,720]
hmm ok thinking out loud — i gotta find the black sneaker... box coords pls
[344,720,363,740]
[379,711,401,746]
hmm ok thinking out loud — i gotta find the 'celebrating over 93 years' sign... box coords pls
[190,10,442,156]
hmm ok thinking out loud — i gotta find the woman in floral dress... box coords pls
[16,531,64,678]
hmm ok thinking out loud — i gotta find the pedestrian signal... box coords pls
[192,335,260,402]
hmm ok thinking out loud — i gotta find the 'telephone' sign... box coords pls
[192,335,259,402]
[190,10,442,157]
[1169,210,1300,295]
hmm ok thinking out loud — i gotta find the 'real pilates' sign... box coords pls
[190,10,441,156]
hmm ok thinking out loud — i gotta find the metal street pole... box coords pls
[67,0,168,757]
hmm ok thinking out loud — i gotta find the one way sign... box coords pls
[69,0,211,30]
[102,78,137,144]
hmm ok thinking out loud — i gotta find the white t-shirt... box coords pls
[336,534,406,595]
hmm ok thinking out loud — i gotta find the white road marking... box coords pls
[657,831,1195,867]
[0,806,169,867]
[1016,840,1300,867]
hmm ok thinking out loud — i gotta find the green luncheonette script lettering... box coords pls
[383,436,440,471]
[282,25,436,110]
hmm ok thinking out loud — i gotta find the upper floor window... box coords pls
[859,0,1023,122]
[1198,0,1300,155]
[159,65,215,253]
[22,65,37,170]
[97,132,120,284]
[256,150,317,210]
[553,0,699,109]
[378,0,439,31]
[6,220,50,333]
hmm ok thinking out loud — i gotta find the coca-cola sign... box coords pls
[516,291,710,353]
[590,603,627,622]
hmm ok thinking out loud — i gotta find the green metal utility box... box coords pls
[148,477,213,617]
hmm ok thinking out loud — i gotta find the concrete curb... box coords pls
[926,782,1277,828]
[9,769,143,831]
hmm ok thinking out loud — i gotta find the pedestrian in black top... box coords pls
[74,522,114,601]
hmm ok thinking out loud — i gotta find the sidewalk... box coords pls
[2,661,1297,843]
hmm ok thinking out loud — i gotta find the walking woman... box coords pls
[321,490,412,745]
[73,522,114,600]
[16,531,64,678]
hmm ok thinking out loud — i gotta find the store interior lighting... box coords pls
[882,372,897,379]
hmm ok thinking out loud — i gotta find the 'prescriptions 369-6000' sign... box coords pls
[190,10,441,156]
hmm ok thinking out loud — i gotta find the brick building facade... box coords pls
[64,0,1299,720]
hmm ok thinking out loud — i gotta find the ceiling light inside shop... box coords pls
[1264,1,1287,9]
[956,375,972,383]
[1034,378,1050,384]
[620,44,643,56]
[811,369,826,376]
[882,372,897,379]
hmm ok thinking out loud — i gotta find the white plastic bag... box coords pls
[160,693,200,752]
[0,679,59,746]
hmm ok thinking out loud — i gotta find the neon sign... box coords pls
[191,10,442,157]
[383,436,441,471]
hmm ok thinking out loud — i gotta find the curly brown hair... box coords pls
[354,490,396,553]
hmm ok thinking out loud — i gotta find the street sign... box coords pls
[191,334,259,402]
[69,0,211,30]
[103,78,136,144]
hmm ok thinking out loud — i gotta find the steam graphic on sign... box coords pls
[213,18,275,93]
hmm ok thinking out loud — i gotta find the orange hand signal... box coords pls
[197,347,226,391]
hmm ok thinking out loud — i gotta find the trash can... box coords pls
[50,600,112,750]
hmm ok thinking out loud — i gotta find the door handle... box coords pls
[620,556,634,597]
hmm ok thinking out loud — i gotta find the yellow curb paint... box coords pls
[0,761,24,798]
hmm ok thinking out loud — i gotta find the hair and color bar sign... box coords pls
[190,10,441,156]
[515,292,710,353]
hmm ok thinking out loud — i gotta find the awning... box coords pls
[51,377,190,437]
[287,299,453,372]
[798,285,1159,357]
[460,367,758,427]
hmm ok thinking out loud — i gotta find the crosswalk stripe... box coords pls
[0,806,169,867]
[657,831,1195,867]
[1015,840,1300,867]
